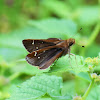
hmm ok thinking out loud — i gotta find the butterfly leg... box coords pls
[70,53,78,68]
[68,49,73,69]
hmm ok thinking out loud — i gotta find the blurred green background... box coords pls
[0,0,100,100]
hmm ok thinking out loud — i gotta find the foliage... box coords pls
[0,0,100,100]
[7,75,63,100]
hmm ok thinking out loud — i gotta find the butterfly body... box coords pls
[22,38,75,69]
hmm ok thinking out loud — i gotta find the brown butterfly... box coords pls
[22,38,75,69]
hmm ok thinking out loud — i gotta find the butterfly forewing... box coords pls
[26,48,63,69]
[22,38,61,53]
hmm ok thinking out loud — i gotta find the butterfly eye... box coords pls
[69,42,73,46]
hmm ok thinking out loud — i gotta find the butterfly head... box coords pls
[67,38,75,47]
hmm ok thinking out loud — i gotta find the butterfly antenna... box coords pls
[72,28,83,38]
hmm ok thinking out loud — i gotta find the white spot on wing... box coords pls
[32,40,34,44]
[34,51,37,56]
[38,57,40,59]
[36,47,38,49]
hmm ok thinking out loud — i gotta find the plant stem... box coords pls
[80,23,100,56]
[82,79,94,100]
[86,24,99,47]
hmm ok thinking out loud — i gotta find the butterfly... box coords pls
[22,38,75,69]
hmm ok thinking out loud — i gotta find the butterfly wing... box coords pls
[22,38,61,53]
[26,48,63,69]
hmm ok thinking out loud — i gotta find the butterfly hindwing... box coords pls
[26,47,63,69]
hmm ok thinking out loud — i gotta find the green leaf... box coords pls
[62,80,75,98]
[85,43,100,57]
[0,27,50,49]
[36,98,52,100]
[51,95,72,100]
[11,61,50,75]
[77,72,91,82]
[42,0,71,18]
[7,75,63,100]
[28,18,77,39]
[49,55,89,73]
[0,48,25,62]
[86,85,100,100]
